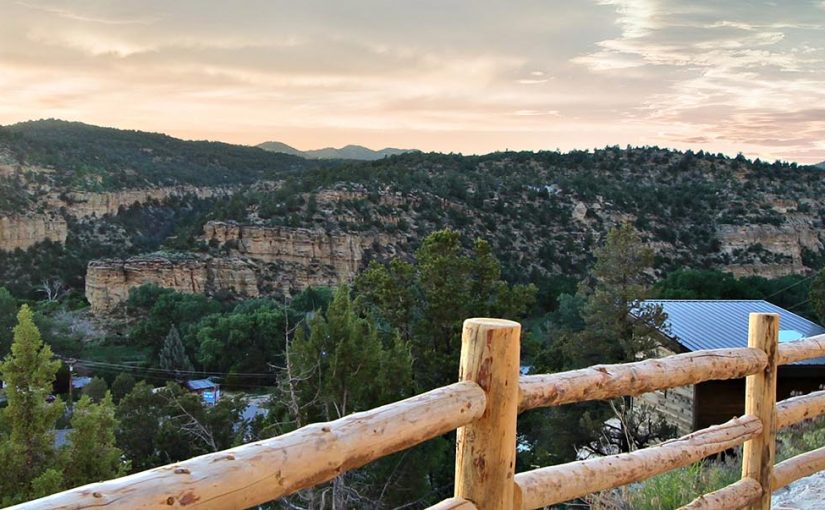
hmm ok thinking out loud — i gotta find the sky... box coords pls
[1,0,824,163]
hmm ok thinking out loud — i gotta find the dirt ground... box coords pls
[774,471,825,509]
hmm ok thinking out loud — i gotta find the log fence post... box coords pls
[742,313,779,510]
[454,318,521,510]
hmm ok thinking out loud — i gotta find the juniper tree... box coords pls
[63,393,125,488]
[81,376,108,403]
[275,286,417,508]
[522,224,673,465]
[0,305,64,504]
[159,325,194,376]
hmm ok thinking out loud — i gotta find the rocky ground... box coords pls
[774,471,825,509]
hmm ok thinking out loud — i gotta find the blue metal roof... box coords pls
[185,379,219,391]
[639,300,825,365]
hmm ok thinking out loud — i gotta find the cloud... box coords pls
[0,0,822,162]
[572,0,825,162]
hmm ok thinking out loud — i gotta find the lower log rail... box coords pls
[772,445,825,491]
[678,478,762,510]
[514,415,761,510]
[518,348,766,412]
[9,381,486,510]
[776,389,825,429]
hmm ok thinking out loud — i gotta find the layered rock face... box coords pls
[202,221,398,291]
[0,214,68,251]
[86,254,259,314]
[54,186,230,218]
[0,185,232,252]
[717,220,822,277]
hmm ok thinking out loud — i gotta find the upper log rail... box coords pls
[518,347,767,412]
[10,381,486,510]
[776,333,825,365]
[11,315,825,510]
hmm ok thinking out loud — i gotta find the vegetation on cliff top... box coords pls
[0,119,322,191]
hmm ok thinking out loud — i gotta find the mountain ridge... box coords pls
[258,140,415,160]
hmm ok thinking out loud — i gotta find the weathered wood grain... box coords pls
[519,347,767,412]
[10,381,487,510]
[741,313,778,510]
[777,334,825,365]
[776,389,825,429]
[678,477,762,510]
[773,445,825,490]
[515,415,761,509]
[454,318,521,510]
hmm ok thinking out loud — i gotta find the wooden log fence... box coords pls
[11,314,825,510]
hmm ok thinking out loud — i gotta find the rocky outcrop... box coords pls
[0,186,233,252]
[0,214,68,251]
[85,254,259,314]
[717,220,822,276]
[52,186,232,219]
[202,221,398,291]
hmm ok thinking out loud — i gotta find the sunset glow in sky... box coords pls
[1,1,824,163]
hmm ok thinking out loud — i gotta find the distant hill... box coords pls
[256,141,304,157]
[0,119,316,190]
[815,161,825,170]
[258,141,414,160]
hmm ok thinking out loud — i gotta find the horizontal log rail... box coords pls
[678,478,762,510]
[776,389,825,429]
[9,381,486,510]
[427,497,478,510]
[777,334,825,365]
[514,415,761,509]
[772,445,825,491]
[518,347,767,412]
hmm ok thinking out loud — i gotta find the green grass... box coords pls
[586,416,825,510]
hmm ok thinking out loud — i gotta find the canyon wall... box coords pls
[85,254,259,314]
[53,185,232,218]
[202,221,399,291]
[0,185,232,252]
[716,219,822,277]
[0,214,68,251]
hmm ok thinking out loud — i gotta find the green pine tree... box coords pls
[283,286,417,508]
[0,305,64,504]
[159,325,194,376]
[63,393,126,488]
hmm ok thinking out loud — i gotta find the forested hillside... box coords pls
[1,121,823,307]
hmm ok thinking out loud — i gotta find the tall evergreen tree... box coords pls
[273,286,417,508]
[0,305,64,504]
[522,224,672,465]
[0,287,17,357]
[355,229,536,390]
[159,325,194,376]
[63,393,125,488]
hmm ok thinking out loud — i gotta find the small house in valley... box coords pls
[185,378,221,406]
[635,300,825,435]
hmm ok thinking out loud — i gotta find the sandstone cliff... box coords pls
[0,185,233,252]
[202,221,399,292]
[52,185,232,219]
[86,254,259,314]
[717,219,822,277]
[0,214,68,251]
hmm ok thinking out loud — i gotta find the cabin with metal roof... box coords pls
[635,300,825,434]
[184,378,221,406]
